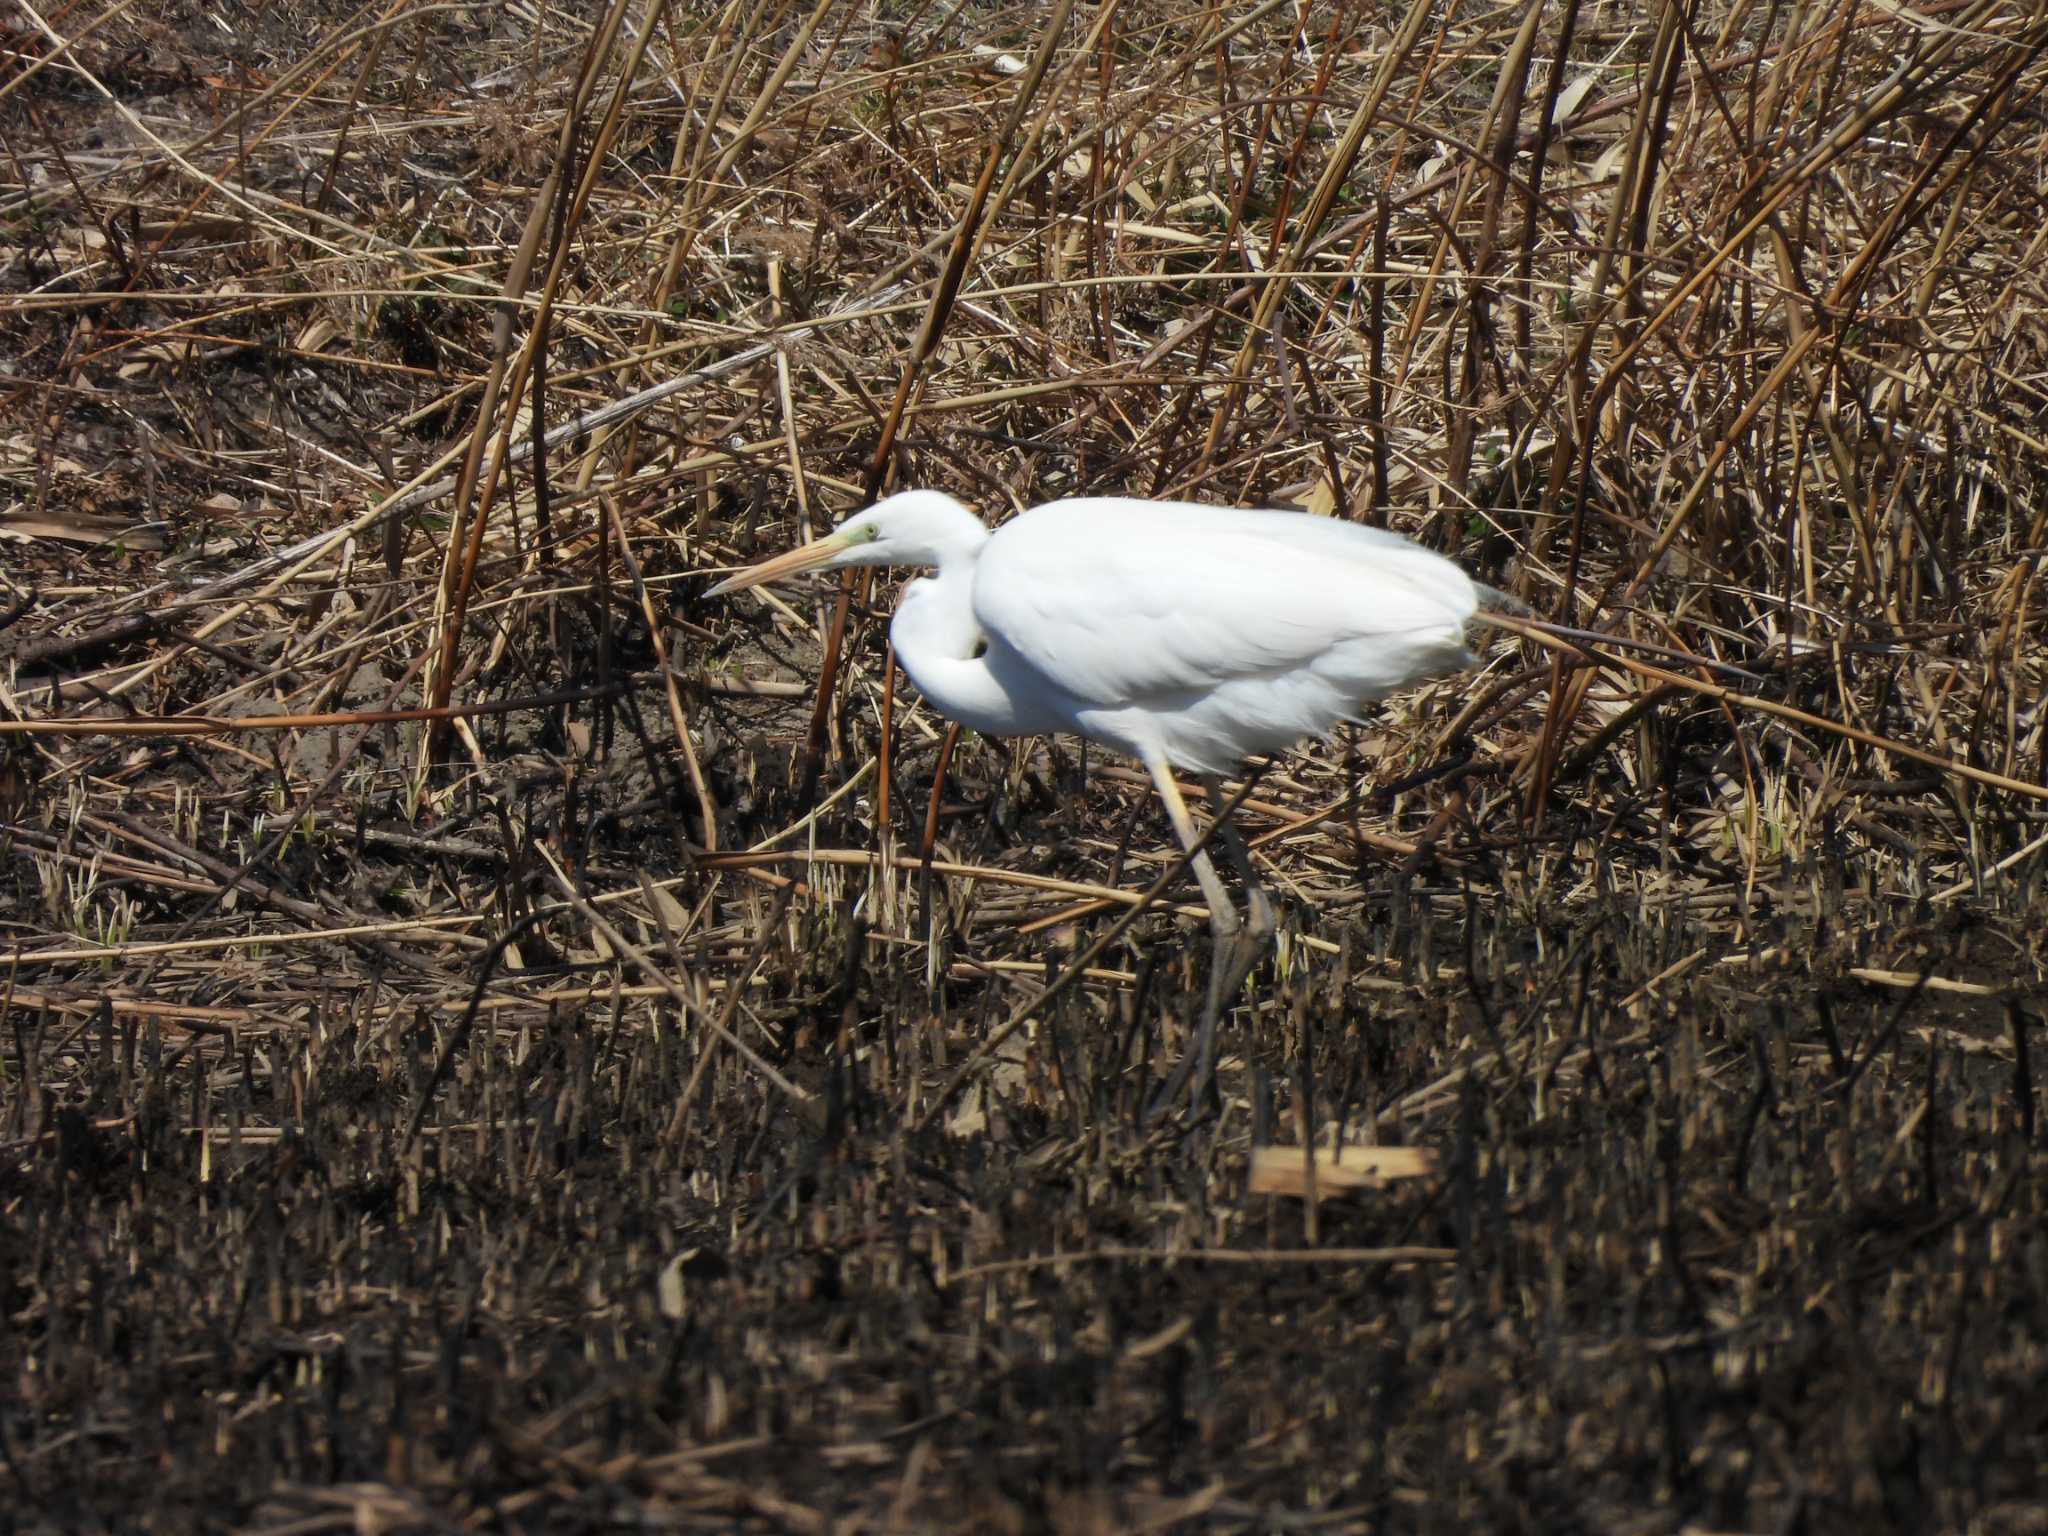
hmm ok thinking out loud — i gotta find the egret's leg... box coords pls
[1195,776,1278,1110]
[1142,755,1239,942]
[1199,775,1277,949]
[1142,754,1239,1112]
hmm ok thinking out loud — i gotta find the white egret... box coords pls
[709,490,1484,1095]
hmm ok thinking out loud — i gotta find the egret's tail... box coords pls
[1470,604,1764,684]
[1473,581,1531,617]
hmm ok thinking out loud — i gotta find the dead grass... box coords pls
[3,0,2048,1530]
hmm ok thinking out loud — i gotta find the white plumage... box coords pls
[710,489,1484,1100]
[968,497,1476,772]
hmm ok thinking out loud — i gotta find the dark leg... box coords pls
[1199,776,1277,1023]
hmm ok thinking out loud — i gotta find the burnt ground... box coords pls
[8,764,2047,1533]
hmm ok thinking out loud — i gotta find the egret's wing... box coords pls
[972,499,1476,708]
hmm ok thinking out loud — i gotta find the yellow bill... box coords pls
[706,529,855,596]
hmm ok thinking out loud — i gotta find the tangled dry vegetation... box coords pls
[5,0,2048,1530]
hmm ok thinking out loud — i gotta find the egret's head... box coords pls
[707,490,987,595]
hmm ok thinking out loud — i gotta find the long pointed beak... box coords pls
[706,531,852,596]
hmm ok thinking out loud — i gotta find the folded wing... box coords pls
[971,499,1478,711]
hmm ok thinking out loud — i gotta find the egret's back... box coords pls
[971,498,1477,772]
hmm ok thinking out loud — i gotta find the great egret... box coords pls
[709,490,1483,1097]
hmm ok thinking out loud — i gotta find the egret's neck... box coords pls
[889,560,1046,738]
[891,564,981,660]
